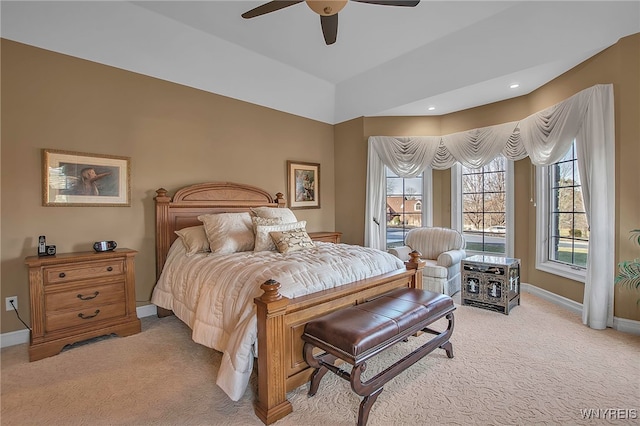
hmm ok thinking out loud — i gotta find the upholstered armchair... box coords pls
[389,227,466,296]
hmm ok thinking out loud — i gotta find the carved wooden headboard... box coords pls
[154,182,285,279]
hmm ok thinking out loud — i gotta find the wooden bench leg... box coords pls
[309,366,329,397]
[424,311,455,359]
[304,343,340,396]
[440,340,454,358]
[358,387,383,426]
[305,342,384,426]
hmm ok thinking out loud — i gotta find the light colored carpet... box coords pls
[1,292,639,426]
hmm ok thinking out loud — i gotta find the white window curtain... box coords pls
[364,136,440,249]
[366,84,615,329]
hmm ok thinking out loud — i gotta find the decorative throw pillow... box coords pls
[254,220,307,252]
[174,225,210,256]
[251,216,282,234]
[250,206,298,224]
[197,212,254,254]
[270,228,315,254]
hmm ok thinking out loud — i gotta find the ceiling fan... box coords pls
[242,1,420,45]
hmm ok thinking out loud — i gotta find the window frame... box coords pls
[451,158,514,257]
[384,167,432,249]
[535,148,587,283]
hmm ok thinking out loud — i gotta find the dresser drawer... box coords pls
[45,302,127,333]
[45,259,124,284]
[45,281,126,312]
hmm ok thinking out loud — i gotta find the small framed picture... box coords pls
[287,161,320,209]
[42,149,131,207]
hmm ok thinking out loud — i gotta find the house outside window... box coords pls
[452,156,514,256]
[386,168,429,249]
[536,141,588,282]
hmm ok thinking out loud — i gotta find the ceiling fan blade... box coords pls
[351,0,420,6]
[320,14,338,45]
[242,1,304,19]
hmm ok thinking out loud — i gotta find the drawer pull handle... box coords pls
[78,310,100,320]
[77,291,99,301]
[107,267,113,272]
[59,272,66,278]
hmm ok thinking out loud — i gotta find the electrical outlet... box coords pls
[5,296,17,311]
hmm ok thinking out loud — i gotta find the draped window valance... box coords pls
[366,84,615,330]
[368,84,611,172]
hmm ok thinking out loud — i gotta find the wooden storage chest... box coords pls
[461,255,520,315]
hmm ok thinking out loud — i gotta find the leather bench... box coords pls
[302,287,455,426]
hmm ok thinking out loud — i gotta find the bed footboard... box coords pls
[253,254,425,425]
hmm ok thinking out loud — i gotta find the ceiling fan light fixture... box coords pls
[306,0,348,16]
[242,0,420,45]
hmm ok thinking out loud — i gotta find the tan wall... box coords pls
[525,33,640,320]
[2,33,638,335]
[335,33,640,321]
[614,35,640,320]
[1,40,335,333]
[334,117,364,245]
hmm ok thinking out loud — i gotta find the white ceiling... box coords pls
[2,1,639,124]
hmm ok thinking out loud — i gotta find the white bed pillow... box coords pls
[197,212,254,254]
[270,228,315,254]
[254,220,307,252]
[174,225,210,256]
[250,207,298,224]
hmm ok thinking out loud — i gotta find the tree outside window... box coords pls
[462,157,507,254]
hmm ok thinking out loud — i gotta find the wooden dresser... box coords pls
[308,231,342,244]
[25,249,141,361]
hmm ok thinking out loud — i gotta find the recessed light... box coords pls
[510,83,520,89]
[428,106,436,111]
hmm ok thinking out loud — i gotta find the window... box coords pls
[536,141,588,281]
[385,168,430,249]
[452,156,514,256]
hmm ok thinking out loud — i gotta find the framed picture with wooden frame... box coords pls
[42,149,131,207]
[287,160,320,209]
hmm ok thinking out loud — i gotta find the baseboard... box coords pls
[0,329,30,349]
[0,304,158,349]
[136,303,158,319]
[522,283,640,336]
[521,283,583,315]
[612,316,640,335]
[3,293,639,348]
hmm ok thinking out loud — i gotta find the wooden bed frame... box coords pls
[154,182,425,425]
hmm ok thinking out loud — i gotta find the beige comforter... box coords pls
[151,241,405,401]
